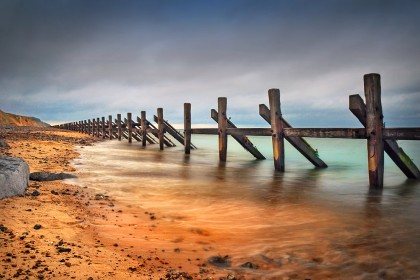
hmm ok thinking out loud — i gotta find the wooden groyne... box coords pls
[56,73,420,188]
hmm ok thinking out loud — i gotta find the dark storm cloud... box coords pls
[0,0,419,126]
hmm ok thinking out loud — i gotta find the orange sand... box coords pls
[0,126,238,279]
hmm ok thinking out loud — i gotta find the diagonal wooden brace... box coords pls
[211,109,265,160]
[259,104,328,168]
[349,94,419,179]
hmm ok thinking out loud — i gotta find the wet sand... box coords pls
[0,126,236,279]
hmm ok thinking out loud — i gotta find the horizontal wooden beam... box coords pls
[383,128,420,140]
[259,104,327,168]
[211,109,265,160]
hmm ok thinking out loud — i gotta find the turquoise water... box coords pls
[73,136,420,278]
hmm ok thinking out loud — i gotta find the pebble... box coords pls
[33,224,42,230]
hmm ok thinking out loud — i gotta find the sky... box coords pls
[1,0,419,127]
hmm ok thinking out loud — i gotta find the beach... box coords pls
[0,126,232,279]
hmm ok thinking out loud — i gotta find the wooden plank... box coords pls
[157,108,164,150]
[350,94,420,178]
[283,128,366,138]
[211,109,265,160]
[269,89,285,171]
[108,115,113,140]
[218,97,228,161]
[191,128,219,134]
[184,103,191,154]
[141,111,147,146]
[364,73,384,188]
[127,113,132,143]
[383,128,420,140]
[259,104,327,168]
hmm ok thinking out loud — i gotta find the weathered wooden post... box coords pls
[218,97,228,161]
[88,119,92,135]
[157,108,164,150]
[268,89,285,172]
[84,120,87,134]
[96,118,100,137]
[364,73,384,188]
[101,117,106,139]
[108,115,113,140]
[141,111,147,146]
[127,113,132,143]
[117,114,122,141]
[184,103,192,154]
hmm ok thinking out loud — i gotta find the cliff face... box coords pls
[0,110,50,127]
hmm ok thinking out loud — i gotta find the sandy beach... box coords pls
[0,126,237,280]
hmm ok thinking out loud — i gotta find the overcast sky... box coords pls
[1,0,419,127]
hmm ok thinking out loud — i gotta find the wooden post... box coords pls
[184,103,192,154]
[350,94,420,179]
[84,120,87,134]
[218,97,228,161]
[117,114,122,141]
[88,119,92,135]
[101,117,106,139]
[268,89,285,172]
[127,113,132,143]
[141,111,147,146]
[95,118,99,137]
[157,108,164,150]
[108,115,113,140]
[364,73,384,188]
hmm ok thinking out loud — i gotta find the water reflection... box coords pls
[74,139,420,278]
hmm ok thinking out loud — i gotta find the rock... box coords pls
[29,172,77,181]
[33,224,42,230]
[208,255,231,268]
[0,139,10,148]
[240,262,259,269]
[0,156,30,199]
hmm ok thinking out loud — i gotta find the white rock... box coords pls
[0,156,30,199]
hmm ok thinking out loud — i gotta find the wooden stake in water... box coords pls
[101,117,106,139]
[364,73,384,188]
[127,113,132,143]
[108,115,113,140]
[184,103,192,154]
[218,97,228,161]
[117,114,122,141]
[141,111,147,147]
[268,89,285,172]
[157,108,164,150]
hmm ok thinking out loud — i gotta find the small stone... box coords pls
[65,262,71,267]
[208,255,231,268]
[33,224,42,230]
[31,190,41,196]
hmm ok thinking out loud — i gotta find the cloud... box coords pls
[1,0,419,127]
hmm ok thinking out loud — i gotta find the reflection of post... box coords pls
[364,74,384,188]
[268,89,285,172]
[157,108,164,150]
[117,114,122,141]
[218,98,227,161]
[127,113,132,143]
[101,117,106,139]
[108,115,113,140]
[184,103,191,154]
[141,111,147,147]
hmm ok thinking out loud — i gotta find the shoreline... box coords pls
[0,126,236,279]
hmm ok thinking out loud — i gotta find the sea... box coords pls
[72,135,420,279]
